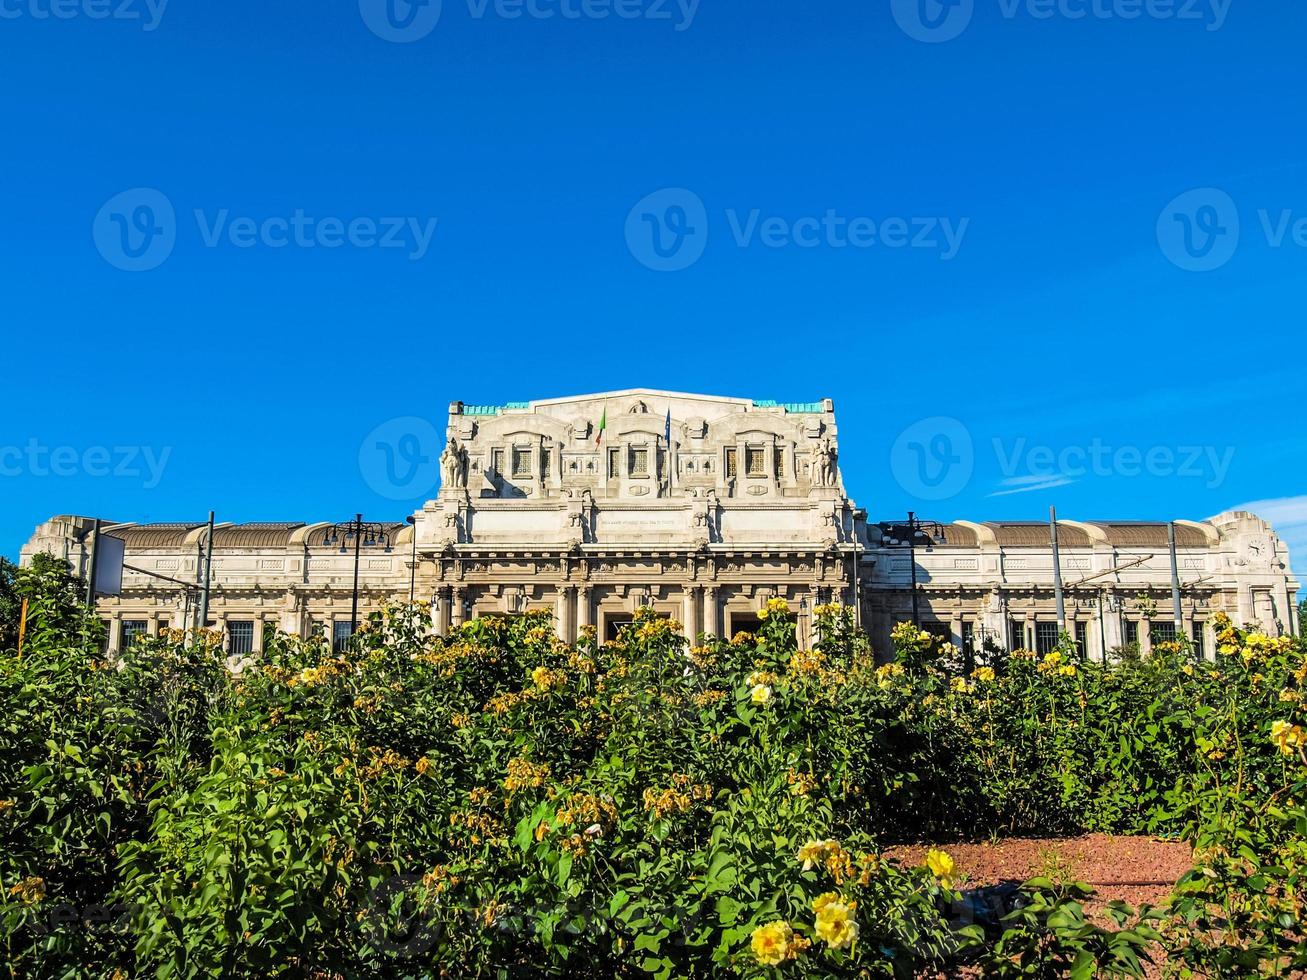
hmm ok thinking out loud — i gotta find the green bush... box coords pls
[2,568,1304,978]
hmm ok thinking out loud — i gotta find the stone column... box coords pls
[557,587,575,642]
[576,586,592,632]
[702,587,720,638]
[682,587,699,640]
[1139,617,1153,656]
[1101,601,1124,656]
[452,587,467,627]
[1237,586,1254,626]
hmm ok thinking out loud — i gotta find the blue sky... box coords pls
[2,0,1304,589]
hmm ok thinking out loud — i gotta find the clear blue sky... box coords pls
[2,0,1304,587]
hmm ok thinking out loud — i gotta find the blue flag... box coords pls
[664,408,671,445]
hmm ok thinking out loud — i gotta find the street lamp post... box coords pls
[877,511,949,628]
[321,515,393,640]
[405,515,418,603]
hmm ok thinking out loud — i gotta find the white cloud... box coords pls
[988,474,1076,497]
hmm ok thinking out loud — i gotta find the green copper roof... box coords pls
[755,400,824,413]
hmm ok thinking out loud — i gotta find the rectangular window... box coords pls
[333,621,355,653]
[923,622,951,646]
[228,620,255,655]
[1151,621,1178,644]
[1035,621,1060,655]
[1008,619,1025,651]
[607,447,620,479]
[1192,621,1205,658]
[725,447,737,479]
[962,621,975,653]
[1074,620,1088,654]
[1124,619,1139,645]
[121,620,148,648]
[630,447,649,476]
[745,446,766,477]
[512,447,532,478]
[540,448,551,477]
[157,617,172,634]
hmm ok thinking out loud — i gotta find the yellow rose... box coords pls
[812,892,859,949]
[1271,720,1307,757]
[750,920,807,965]
[750,684,773,705]
[925,848,956,886]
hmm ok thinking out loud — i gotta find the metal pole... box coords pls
[1098,590,1107,663]
[852,517,861,632]
[85,518,102,609]
[1168,521,1183,633]
[908,511,920,628]
[1050,505,1066,632]
[406,515,417,602]
[350,513,362,634]
[198,511,215,630]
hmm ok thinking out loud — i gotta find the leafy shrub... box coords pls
[1,566,1303,978]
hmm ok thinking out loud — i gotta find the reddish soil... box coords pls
[887,833,1192,917]
[887,834,1192,978]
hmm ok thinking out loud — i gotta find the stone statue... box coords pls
[440,436,467,490]
[812,438,835,487]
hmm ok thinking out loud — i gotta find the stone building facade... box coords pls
[20,389,1301,658]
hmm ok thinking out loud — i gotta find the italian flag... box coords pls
[595,407,607,446]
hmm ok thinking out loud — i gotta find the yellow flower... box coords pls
[1058,664,1077,678]
[8,876,46,906]
[1271,720,1307,757]
[812,892,859,949]
[950,677,973,694]
[925,848,956,886]
[750,920,807,965]
[531,665,551,689]
[750,684,773,705]
[972,666,996,683]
